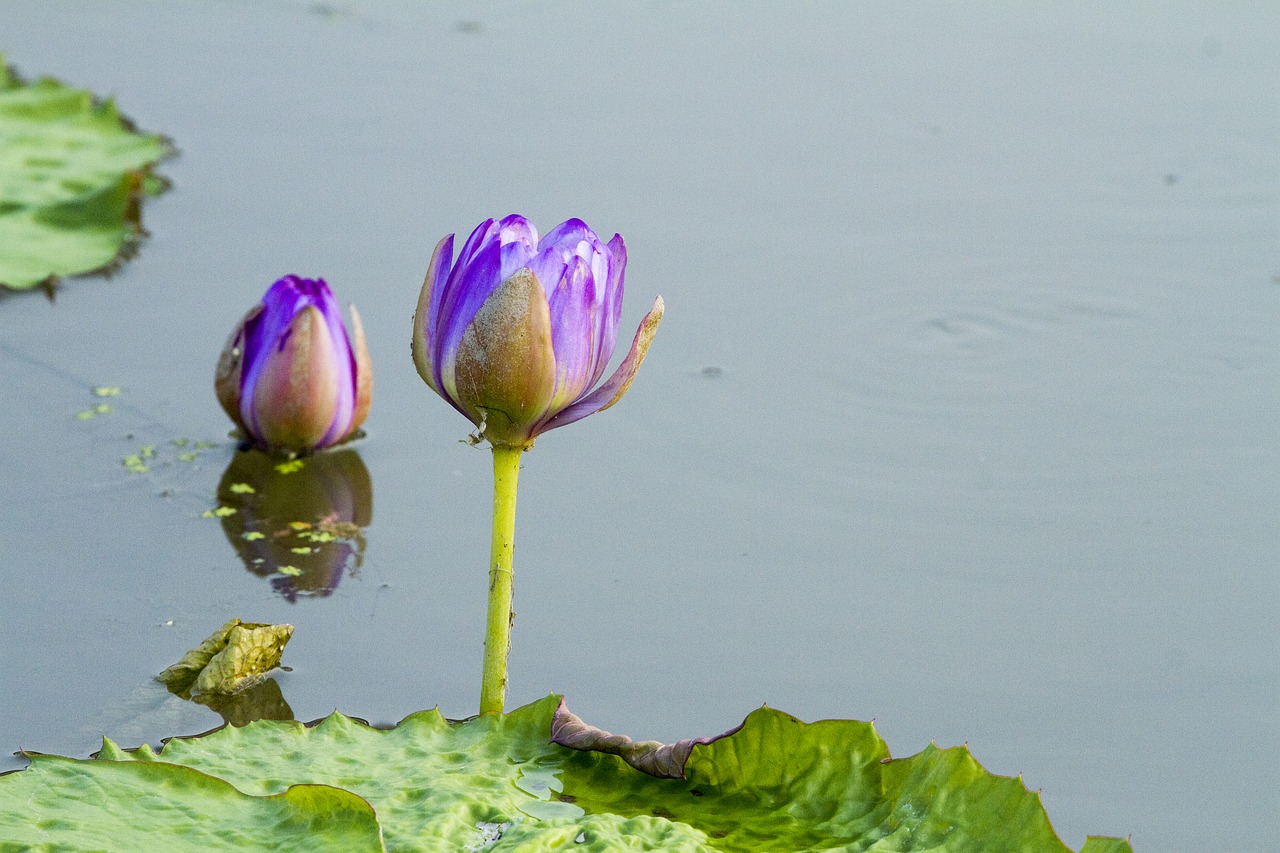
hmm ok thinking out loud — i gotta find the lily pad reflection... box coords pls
[216,449,372,601]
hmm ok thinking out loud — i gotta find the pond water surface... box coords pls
[2,3,1277,851]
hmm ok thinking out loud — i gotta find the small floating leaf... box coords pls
[172,438,190,448]
[228,483,256,494]
[289,547,312,555]
[93,403,111,415]
[201,506,236,518]
[123,454,150,474]
[156,619,293,697]
[92,385,121,397]
[275,459,305,475]
[277,566,302,577]
[75,410,95,420]
[242,531,266,542]
[179,452,199,462]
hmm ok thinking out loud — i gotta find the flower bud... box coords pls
[412,216,662,448]
[217,275,372,453]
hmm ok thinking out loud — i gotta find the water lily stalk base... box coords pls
[481,444,522,715]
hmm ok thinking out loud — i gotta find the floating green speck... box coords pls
[172,438,189,448]
[202,506,237,518]
[179,452,198,463]
[289,547,312,555]
[76,410,95,420]
[275,460,305,475]
[242,532,266,542]
[92,386,121,397]
[277,566,302,577]
[195,441,218,450]
[93,403,112,415]
[140,445,155,458]
[229,483,256,495]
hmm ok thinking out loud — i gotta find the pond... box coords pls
[2,3,1277,851]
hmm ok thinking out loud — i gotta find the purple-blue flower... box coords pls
[216,275,372,453]
[412,215,663,448]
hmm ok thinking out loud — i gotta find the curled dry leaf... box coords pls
[550,698,741,779]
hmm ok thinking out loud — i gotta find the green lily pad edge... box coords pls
[0,695,1132,852]
[0,55,174,292]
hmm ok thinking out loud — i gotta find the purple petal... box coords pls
[545,255,599,410]
[588,233,626,388]
[540,295,663,435]
[496,213,541,281]
[524,243,569,298]
[314,304,357,446]
[453,217,498,271]
[539,218,594,252]
[418,233,455,389]
[498,239,539,284]
[540,219,610,291]
[496,214,538,248]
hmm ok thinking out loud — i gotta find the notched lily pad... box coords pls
[0,694,1132,852]
[0,56,173,291]
[157,618,293,697]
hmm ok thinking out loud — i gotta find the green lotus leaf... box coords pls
[156,619,294,697]
[0,694,1131,851]
[0,57,172,290]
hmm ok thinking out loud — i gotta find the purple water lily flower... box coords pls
[216,275,372,453]
[412,215,663,448]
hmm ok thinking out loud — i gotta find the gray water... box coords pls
[2,3,1277,851]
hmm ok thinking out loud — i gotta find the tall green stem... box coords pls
[480,444,522,715]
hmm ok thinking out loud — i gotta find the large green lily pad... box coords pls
[0,57,172,290]
[0,695,1131,852]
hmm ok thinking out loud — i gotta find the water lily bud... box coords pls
[412,215,663,448]
[217,275,372,453]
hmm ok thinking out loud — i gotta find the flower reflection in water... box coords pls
[216,448,372,601]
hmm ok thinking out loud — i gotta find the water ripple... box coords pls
[836,287,1143,413]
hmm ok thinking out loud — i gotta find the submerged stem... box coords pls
[480,444,522,715]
